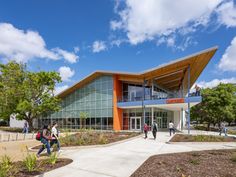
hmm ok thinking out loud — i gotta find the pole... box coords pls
[187,65,191,134]
[142,79,145,132]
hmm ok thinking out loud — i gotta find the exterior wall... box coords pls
[173,111,181,130]
[10,115,25,128]
[41,75,114,130]
[113,75,123,130]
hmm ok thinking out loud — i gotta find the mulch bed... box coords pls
[33,132,140,149]
[12,158,72,177]
[130,149,236,177]
[170,134,236,142]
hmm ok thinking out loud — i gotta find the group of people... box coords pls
[143,120,175,140]
[37,121,61,157]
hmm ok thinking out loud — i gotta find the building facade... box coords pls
[40,47,217,131]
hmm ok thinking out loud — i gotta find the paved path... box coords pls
[41,132,236,177]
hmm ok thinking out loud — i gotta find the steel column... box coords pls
[187,65,191,134]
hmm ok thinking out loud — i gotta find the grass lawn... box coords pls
[33,131,140,149]
[130,149,236,177]
[170,134,236,142]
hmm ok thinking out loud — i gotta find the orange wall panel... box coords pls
[113,75,123,130]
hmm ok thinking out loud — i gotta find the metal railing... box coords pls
[118,92,201,102]
[0,133,35,142]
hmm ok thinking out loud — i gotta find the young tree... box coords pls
[79,112,88,129]
[0,61,61,129]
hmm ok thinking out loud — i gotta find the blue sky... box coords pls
[0,0,236,93]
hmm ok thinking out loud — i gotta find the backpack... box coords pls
[153,123,157,131]
[36,131,42,141]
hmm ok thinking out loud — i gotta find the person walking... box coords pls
[50,121,61,153]
[195,85,201,96]
[143,123,148,139]
[219,122,227,136]
[152,121,158,140]
[22,121,29,134]
[169,121,175,136]
[37,124,52,157]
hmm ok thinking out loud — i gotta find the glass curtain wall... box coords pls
[40,75,113,130]
[122,83,151,102]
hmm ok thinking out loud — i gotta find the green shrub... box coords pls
[98,134,108,144]
[0,155,13,177]
[23,154,37,172]
[48,152,58,165]
[189,159,200,165]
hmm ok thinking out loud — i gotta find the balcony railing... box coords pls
[118,91,201,102]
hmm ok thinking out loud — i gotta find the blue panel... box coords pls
[184,96,202,103]
[117,96,202,108]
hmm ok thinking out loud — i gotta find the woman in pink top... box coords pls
[144,123,148,139]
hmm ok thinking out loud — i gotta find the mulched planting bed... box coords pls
[130,149,236,177]
[170,134,236,142]
[33,131,140,149]
[10,158,72,177]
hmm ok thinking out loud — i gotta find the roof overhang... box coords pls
[57,46,218,98]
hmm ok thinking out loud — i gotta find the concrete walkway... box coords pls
[40,132,236,177]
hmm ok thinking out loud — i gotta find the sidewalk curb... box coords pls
[28,134,143,152]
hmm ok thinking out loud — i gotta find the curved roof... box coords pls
[57,46,218,98]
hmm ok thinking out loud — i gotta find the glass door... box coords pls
[130,117,141,130]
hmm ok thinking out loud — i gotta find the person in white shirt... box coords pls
[50,121,61,152]
[169,121,175,136]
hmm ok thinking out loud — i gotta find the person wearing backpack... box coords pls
[152,121,158,140]
[36,124,52,157]
[50,121,61,153]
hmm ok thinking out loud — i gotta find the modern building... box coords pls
[40,46,217,131]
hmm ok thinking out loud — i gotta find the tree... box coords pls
[0,61,61,129]
[79,112,88,129]
[191,83,236,129]
[0,62,26,121]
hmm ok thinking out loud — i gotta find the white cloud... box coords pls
[54,85,69,95]
[216,1,236,27]
[111,0,236,45]
[92,41,107,53]
[58,66,75,81]
[0,23,78,63]
[74,46,80,53]
[53,48,78,63]
[218,36,236,71]
[110,20,123,31]
[166,37,175,47]
[197,77,236,88]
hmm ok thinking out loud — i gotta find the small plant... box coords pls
[189,159,200,165]
[176,165,182,172]
[48,152,58,165]
[0,155,13,177]
[230,152,236,163]
[98,134,108,144]
[23,153,37,172]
